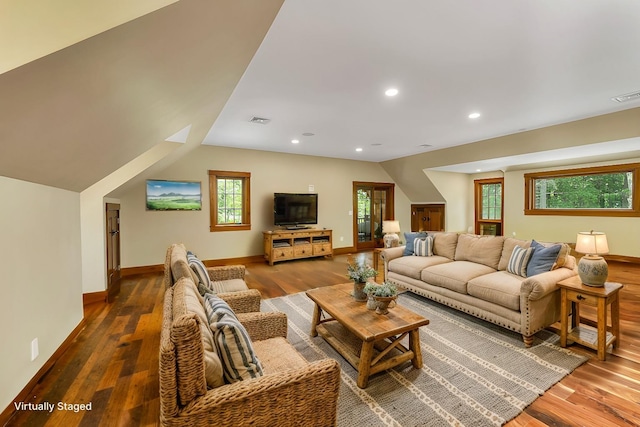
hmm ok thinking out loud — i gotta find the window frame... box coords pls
[474,178,504,235]
[208,170,251,232]
[524,163,640,217]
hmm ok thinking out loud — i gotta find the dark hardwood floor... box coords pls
[5,253,639,427]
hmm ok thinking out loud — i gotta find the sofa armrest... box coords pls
[218,289,261,313]
[178,359,341,427]
[381,246,405,263]
[236,312,288,341]
[207,265,245,281]
[521,268,578,301]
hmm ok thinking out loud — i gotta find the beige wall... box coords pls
[0,176,83,411]
[118,146,411,268]
[503,158,640,257]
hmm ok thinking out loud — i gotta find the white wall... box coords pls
[80,141,180,293]
[0,176,83,412]
[118,146,411,267]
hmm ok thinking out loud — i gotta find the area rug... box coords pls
[261,291,588,427]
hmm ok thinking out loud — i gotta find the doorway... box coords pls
[353,182,395,250]
[474,178,504,236]
[106,203,121,302]
[410,204,445,232]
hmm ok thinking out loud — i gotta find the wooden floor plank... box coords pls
[4,254,639,427]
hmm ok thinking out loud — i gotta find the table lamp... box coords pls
[575,231,609,287]
[382,220,401,248]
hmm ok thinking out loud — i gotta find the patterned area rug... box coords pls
[261,291,588,427]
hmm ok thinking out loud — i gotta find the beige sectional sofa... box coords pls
[382,233,578,347]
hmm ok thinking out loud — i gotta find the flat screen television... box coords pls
[274,193,318,227]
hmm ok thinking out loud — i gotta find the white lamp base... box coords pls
[383,233,399,248]
[578,255,608,287]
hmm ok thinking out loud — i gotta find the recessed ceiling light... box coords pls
[468,112,481,119]
[476,169,482,172]
[291,139,299,144]
[355,148,363,152]
[385,88,399,97]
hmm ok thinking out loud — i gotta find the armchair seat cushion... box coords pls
[211,278,249,293]
[253,337,309,374]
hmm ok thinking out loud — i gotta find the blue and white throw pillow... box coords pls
[507,245,533,277]
[187,251,213,291]
[403,232,428,256]
[414,236,434,257]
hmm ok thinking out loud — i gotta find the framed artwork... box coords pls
[146,180,202,211]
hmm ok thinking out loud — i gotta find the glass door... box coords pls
[353,182,395,250]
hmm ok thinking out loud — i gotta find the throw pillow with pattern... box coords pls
[414,235,434,257]
[507,245,533,277]
[187,251,213,291]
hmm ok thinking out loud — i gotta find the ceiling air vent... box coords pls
[249,116,271,124]
[611,90,640,103]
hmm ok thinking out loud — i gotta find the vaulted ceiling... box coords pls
[1,0,639,193]
[0,0,284,191]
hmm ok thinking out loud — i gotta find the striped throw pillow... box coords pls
[414,236,433,257]
[203,293,237,324]
[507,245,533,277]
[187,251,213,291]
[210,316,263,383]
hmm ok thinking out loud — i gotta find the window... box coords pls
[208,170,251,231]
[475,178,503,235]
[524,163,640,217]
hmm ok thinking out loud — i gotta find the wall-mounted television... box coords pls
[274,193,318,227]
[146,180,202,211]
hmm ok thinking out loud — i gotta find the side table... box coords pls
[558,275,623,361]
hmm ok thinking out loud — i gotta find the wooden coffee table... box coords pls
[306,283,429,388]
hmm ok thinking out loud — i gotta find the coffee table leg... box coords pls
[357,341,375,388]
[409,329,422,369]
[310,303,320,337]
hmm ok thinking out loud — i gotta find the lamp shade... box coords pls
[575,231,609,255]
[382,220,401,234]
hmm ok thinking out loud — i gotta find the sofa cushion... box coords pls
[209,310,264,383]
[507,246,533,277]
[498,238,532,271]
[432,232,459,260]
[403,232,428,256]
[467,271,524,311]
[421,261,496,294]
[414,235,434,257]
[388,255,452,280]
[527,240,562,277]
[173,278,225,391]
[454,234,505,270]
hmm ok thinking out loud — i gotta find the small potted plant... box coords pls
[370,281,398,315]
[363,282,381,310]
[347,259,378,301]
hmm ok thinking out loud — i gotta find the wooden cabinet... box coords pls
[263,229,333,265]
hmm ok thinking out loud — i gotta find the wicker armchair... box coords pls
[164,243,260,308]
[160,278,341,427]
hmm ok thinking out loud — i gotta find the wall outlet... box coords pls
[340,236,344,242]
[31,338,39,361]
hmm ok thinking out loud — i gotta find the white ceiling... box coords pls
[203,0,640,169]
